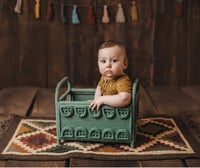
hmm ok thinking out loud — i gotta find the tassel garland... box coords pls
[102,5,110,23]
[46,0,53,21]
[14,0,22,14]
[115,3,125,23]
[35,0,40,19]
[88,5,95,25]
[72,5,80,24]
[60,3,67,23]
[131,1,138,21]
[16,1,192,24]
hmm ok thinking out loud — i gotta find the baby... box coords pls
[90,41,132,110]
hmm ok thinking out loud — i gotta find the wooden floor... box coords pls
[0,85,200,167]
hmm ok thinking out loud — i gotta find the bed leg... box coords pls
[57,139,61,145]
[130,141,134,148]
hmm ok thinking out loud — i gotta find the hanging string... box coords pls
[102,5,110,23]
[72,5,80,24]
[60,3,67,23]
[14,0,22,14]
[176,0,184,17]
[115,3,126,23]
[46,0,54,21]
[35,0,40,19]
[130,1,138,21]
[88,4,95,25]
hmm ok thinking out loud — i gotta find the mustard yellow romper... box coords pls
[98,74,132,95]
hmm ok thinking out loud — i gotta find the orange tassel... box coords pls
[131,1,138,21]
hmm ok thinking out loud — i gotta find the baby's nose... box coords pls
[106,62,111,67]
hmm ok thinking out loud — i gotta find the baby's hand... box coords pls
[89,97,104,110]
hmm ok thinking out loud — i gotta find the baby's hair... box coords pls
[99,40,124,50]
[99,40,127,58]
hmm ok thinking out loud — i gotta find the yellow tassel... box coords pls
[35,0,40,19]
[131,1,138,21]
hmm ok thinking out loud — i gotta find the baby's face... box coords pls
[98,46,128,80]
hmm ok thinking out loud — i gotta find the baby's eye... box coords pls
[112,59,118,63]
[100,60,106,63]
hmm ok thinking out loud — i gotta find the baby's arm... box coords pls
[90,88,131,110]
[94,85,102,100]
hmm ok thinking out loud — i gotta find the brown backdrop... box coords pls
[0,0,200,87]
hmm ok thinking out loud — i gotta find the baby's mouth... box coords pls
[105,71,113,76]
[104,71,114,79]
[105,70,112,74]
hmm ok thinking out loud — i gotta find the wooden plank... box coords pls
[0,112,15,139]
[154,1,188,85]
[5,160,67,167]
[16,0,47,87]
[46,1,68,87]
[31,88,55,118]
[180,87,200,141]
[183,109,200,133]
[0,160,6,167]
[146,87,200,115]
[181,86,200,106]
[69,158,141,167]
[181,109,200,144]
[188,0,200,85]
[141,159,185,167]
[0,87,38,116]
[64,24,97,87]
[146,86,200,143]
[185,158,200,167]
[0,0,18,87]
[139,85,158,118]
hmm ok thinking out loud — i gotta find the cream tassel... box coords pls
[115,3,125,23]
[131,1,138,21]
[14,0,22,14]
[102,5,110,23]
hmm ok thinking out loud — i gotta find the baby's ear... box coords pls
[124,58,128,69]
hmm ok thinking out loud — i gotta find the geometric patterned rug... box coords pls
[0,116,199,161]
